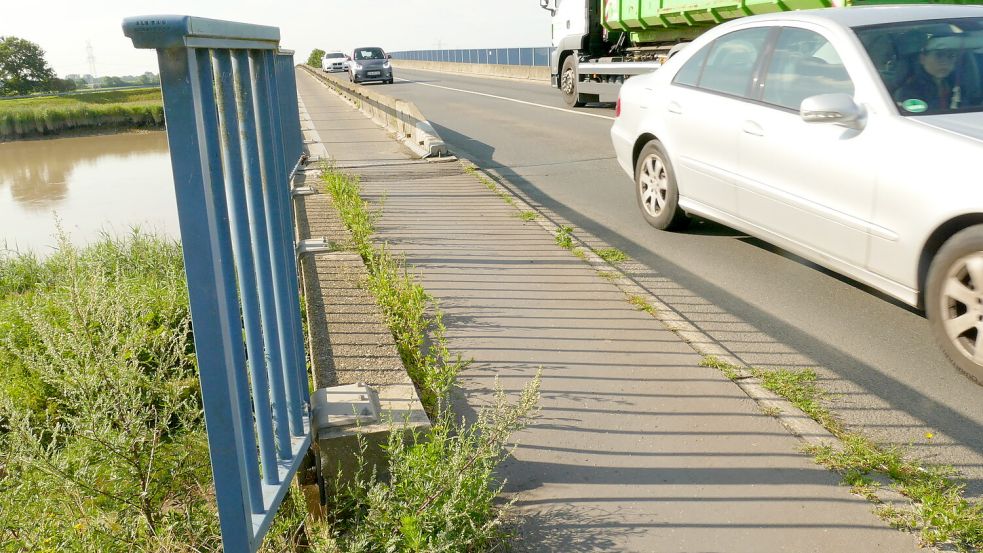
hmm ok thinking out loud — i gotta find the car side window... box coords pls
[761,28,855,110]
[673,45,709,87]
[697,28,772,98]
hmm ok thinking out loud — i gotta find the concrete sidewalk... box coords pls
[294,70,925,552]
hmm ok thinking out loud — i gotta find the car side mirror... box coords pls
[800,93,866,131]
[540,0,557,15]
[387,53,392,59]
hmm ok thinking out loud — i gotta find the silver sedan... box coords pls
[611,5,983,383]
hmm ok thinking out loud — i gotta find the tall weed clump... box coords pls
[318,165,542,551]
[0,232,220,552]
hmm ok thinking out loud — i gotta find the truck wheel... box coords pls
[634,140,689,231]
[561,56,589,108]
[926,225,983,384]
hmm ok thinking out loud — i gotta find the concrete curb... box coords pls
[391,60,551,84]
[299,65,449,159]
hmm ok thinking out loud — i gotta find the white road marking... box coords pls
[394,78,616,121]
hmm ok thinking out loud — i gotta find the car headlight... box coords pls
[353,63,362,70]
[383,61,391,69]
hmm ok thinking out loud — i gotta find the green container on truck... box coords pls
[540,0,983,106]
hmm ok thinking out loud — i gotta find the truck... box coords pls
[539,0,970,107]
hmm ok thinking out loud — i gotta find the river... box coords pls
[0,131,178,255]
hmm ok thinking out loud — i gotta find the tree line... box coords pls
[0,36,158,97]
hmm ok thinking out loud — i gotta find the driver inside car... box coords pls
[894,33,982,112]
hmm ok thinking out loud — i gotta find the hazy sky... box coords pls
[2,0,551,77]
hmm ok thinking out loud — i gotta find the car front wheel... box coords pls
[926,224,983,384]
[634,140,689,231]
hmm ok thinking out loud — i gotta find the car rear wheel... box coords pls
[634,141,689,231]
[927,225,983,384]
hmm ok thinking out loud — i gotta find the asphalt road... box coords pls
[370,66,983,496]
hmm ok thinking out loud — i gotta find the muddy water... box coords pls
[0,132,178,254]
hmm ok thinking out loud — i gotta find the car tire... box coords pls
[561,56,591,108]
[634,140,689,231]
[926,224,983,384]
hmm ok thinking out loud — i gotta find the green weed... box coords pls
[597,248,628,265]
[628,294,657,315]
[554,225,574,250]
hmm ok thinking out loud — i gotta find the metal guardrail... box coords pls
[122,15,309,552]
[391,46,555,66]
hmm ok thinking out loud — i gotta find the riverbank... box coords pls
[0,88,164,140]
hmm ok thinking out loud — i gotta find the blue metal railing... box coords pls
[391,46,554,67]
[122,16,309,552]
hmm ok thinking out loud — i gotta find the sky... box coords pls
[2,0,552,78]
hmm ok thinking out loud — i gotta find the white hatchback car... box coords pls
[611,5,983,382]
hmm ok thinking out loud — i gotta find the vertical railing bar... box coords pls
[274,56,294,177]
[234,49,292,461]
[215,48,280,486]
[272,52,312,418]
[283,60,303,163]
[274,54,308,412]
[250,49,305,440]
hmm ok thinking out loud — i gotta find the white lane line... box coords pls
[394,77,616,121]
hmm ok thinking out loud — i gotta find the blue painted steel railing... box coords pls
[391,46,554,66]
[122,16,309,552]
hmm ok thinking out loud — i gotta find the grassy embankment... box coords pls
[0,88,164,140]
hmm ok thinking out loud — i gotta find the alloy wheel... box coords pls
[638,153,669,218]
[940,252,983,365]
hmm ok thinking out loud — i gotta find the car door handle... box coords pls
[742,121,764,136]
[667,101,682,114]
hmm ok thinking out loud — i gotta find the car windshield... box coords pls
[854,17,983,115]
[354,48,385,60]
[325,53,345,59]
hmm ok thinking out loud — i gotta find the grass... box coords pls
[515,210,537,222]
[0,231,218,551]
[699,355,983,551]
[597,248,629,264]
[317,163,542,551]
[554,225,574,249]
[628,294,657,315]
[0,231,324,552]
[0,87,164,139]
